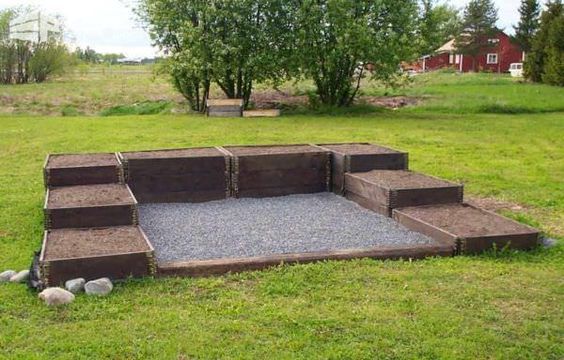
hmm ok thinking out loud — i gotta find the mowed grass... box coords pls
[0,71,563,359]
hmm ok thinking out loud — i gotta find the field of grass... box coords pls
[0,69,563,359]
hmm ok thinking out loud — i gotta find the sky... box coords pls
[0,0,525,58]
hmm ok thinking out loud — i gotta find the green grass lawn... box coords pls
[0,71,563,359]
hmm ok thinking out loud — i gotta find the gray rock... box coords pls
[39,287,75,306]
[0,270,17,282]
[85,277,113,296]
[65,278,86,293]
[9,270,29,283]
[542,237,557,248]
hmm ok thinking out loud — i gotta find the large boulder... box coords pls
[38,287,75,306]
[85,278,113,296]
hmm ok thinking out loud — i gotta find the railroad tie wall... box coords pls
[222,145,331,198]
[119,147,230,203]
[44,153,124,188]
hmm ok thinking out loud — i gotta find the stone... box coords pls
[38,287,75,306]
[9,270,29,283]
[85,277,113,296]
[65,278,86,293]
[0,270,17,282]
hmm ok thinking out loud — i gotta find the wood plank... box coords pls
[157,243,453,277]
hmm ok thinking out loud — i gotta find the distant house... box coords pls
[421,31,525,73]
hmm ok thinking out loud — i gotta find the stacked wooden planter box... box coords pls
[119,148,230,203]
[206,99,243,117]
[320,143,540,254]
[39,153,155,287]
[222,145,330,198]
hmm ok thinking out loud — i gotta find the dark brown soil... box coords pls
[359,96,419,109]
[47,184,136,208]
[397,204,536,237]
[121,147,223,160]
[353,170,458,189]
[46,153,118,169]
[226,145,324,156]
[321,143,401,155]
[43,226,150,260]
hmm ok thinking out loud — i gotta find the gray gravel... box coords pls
[139,193,433,262]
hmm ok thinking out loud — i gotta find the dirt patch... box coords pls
[47,153,119,169]
[121,147,223,160]
[320,143,401,155]
[466,196,527,212]
[352,170,458,189]
[397,203,536,237]
[359,96,419,109]
[47,184,136,209]
[225,145,324,156]
[250,90,308,109]
[43,226,150,260]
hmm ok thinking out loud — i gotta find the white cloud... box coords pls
[0,0,526,57]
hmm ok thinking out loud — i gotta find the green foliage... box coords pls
[513,0,541,52]
[524,0,563,85]
[100,100,172,116]
[60,105,80,117]
[29,41,69,83]
[294,0,418,106]
[455,0,498,71]
[138,0,293,111]
[417,0,461,56]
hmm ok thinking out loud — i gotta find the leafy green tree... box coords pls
[29,40,70,82]
[137,0,294,111]
[293,0,418,106]
[513,0,541,52]
[524,0,563,83]
[455,0,498,71]
[417,0,461,56]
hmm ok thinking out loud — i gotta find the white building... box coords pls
[9,11,62,43]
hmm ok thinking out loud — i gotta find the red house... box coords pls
[421,31,525,73]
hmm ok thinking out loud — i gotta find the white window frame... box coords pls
[486,53,498,64]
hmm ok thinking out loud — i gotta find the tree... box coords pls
[294,0,418,106]
[417,0,461,56]
[455,0,498,71]
[29,40,70,82]
[525,0,563,85]
[137,0,294,111]
[513,0,541,53]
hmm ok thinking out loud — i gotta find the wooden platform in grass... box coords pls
[243,109,281,118]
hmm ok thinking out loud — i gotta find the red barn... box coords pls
[421,31,525,73]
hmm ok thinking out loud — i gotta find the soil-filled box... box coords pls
[44,153,123,188]
[393,203,540,254]
[39,226,155,286]
[44,184,138,229]
[223,145,330,198]
[118,147,230,203]
[345,170,463,217]
[317,143,408,195]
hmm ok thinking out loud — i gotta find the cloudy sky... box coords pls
[0,0,527,58]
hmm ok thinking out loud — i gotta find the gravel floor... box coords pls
[139,193,434,262]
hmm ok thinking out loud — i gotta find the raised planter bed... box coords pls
[44,184,138,229]
[317,143,408,194]
[44,153,123,188]
[39,226,155,286]
[206,99,243,117]
[243,109,281,118]
[119,147,230,203]
[222,145,330,198]
[345,170,463,216]
[393,203,540,254]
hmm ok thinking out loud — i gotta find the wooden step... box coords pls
[393,203,540,254]
[345,170,463,216]
[44,184,138,229]
[119,147,230,203]
[206,99,243,117]
[44,153,123,188]
[317,143,408,195]
[39,226,155,287]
